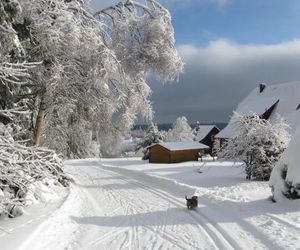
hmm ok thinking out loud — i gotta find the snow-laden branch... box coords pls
[94,0,166,19]
[0,125,69,217]
[0,62,39,85]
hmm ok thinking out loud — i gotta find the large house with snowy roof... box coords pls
[147,142,208,163]
[195,125,220,155]
[217,81,300,145]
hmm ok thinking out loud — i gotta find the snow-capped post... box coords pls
[270,126,300,201]
[219,112,290,181]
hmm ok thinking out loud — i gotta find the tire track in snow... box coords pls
[90,165,218,249]
[100,182,193,249]
[81,165,211,250]
[77,167,168,250]
[75,169,138,249]
[99,164,242,250]
[266,213,300,232]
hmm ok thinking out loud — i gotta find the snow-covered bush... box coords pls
[137,124,164,160]
[270,126,300,201]
[166,116,194,142]
[219,113,290,181]
[0,124,69,218]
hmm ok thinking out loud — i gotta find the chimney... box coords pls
[259,83,267,93]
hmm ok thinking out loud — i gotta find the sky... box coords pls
[90,0,300,124]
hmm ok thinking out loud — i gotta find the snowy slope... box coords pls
[1,158,299,250]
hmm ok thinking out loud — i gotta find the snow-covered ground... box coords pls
[1,158,300,249]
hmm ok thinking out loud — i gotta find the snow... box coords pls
[0,181,68,250]
[195,125,217,141]
[1,157,300,250]
[285,127,300,185]
[217,81,300,138]
[149,141,209,151]
[270,125,300,201]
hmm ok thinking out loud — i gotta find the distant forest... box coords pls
[133,123,228,131]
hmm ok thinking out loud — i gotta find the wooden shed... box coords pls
[147,142,209,164]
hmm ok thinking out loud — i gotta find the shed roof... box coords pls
[217,81,300,138]
[195,125,219,141]
[148,141,209,151]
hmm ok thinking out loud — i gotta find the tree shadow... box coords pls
[70,202,288,249]
[75,181,134,191]
[71,207,197,228]
[198,196,300,248]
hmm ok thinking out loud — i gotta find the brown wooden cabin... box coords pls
[148,142,209,164]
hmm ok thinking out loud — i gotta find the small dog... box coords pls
[185,195,198,209]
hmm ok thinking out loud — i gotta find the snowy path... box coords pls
[2,159,299,250]
[16,160,239,250]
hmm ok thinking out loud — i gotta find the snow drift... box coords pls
[270,125,300,201]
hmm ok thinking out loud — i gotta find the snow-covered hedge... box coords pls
[0,125,69,218]
[270,126,300,201]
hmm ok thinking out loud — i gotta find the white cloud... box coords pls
[151,39,300,123]
[178,39,300,74]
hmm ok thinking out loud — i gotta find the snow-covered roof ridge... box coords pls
[217,81,300,138]
[195,125,219,141]
[148,141,209,151]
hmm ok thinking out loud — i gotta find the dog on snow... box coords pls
[185,195,198,209]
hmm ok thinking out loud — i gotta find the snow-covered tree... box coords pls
[0,1,71,217]
[138,123,164,160]
[270,126,300,201]
[219,113,290,181]
[166,116,194,142]
[0,0,183,162]
[0,0,36,140]
[10,0,183,158]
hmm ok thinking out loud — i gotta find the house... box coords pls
[147,142,209,163]
[216,81,300,146]
[194,125,220,155]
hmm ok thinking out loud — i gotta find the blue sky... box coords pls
[169,0,300,46]
[91,0,300,123]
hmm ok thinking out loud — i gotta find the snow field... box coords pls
[1,158,300,250]
[99,158,300,250]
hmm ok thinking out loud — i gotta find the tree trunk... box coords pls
[34,99,46,146]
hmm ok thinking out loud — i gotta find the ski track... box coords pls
[15,160,281,250]
[97,164,239,250]
[81,165,215,250]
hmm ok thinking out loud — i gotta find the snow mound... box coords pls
[270,125,300,201]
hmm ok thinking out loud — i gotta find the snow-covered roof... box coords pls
[149,142,209,151]
[195,125,219,141]
[217,81,300,138]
